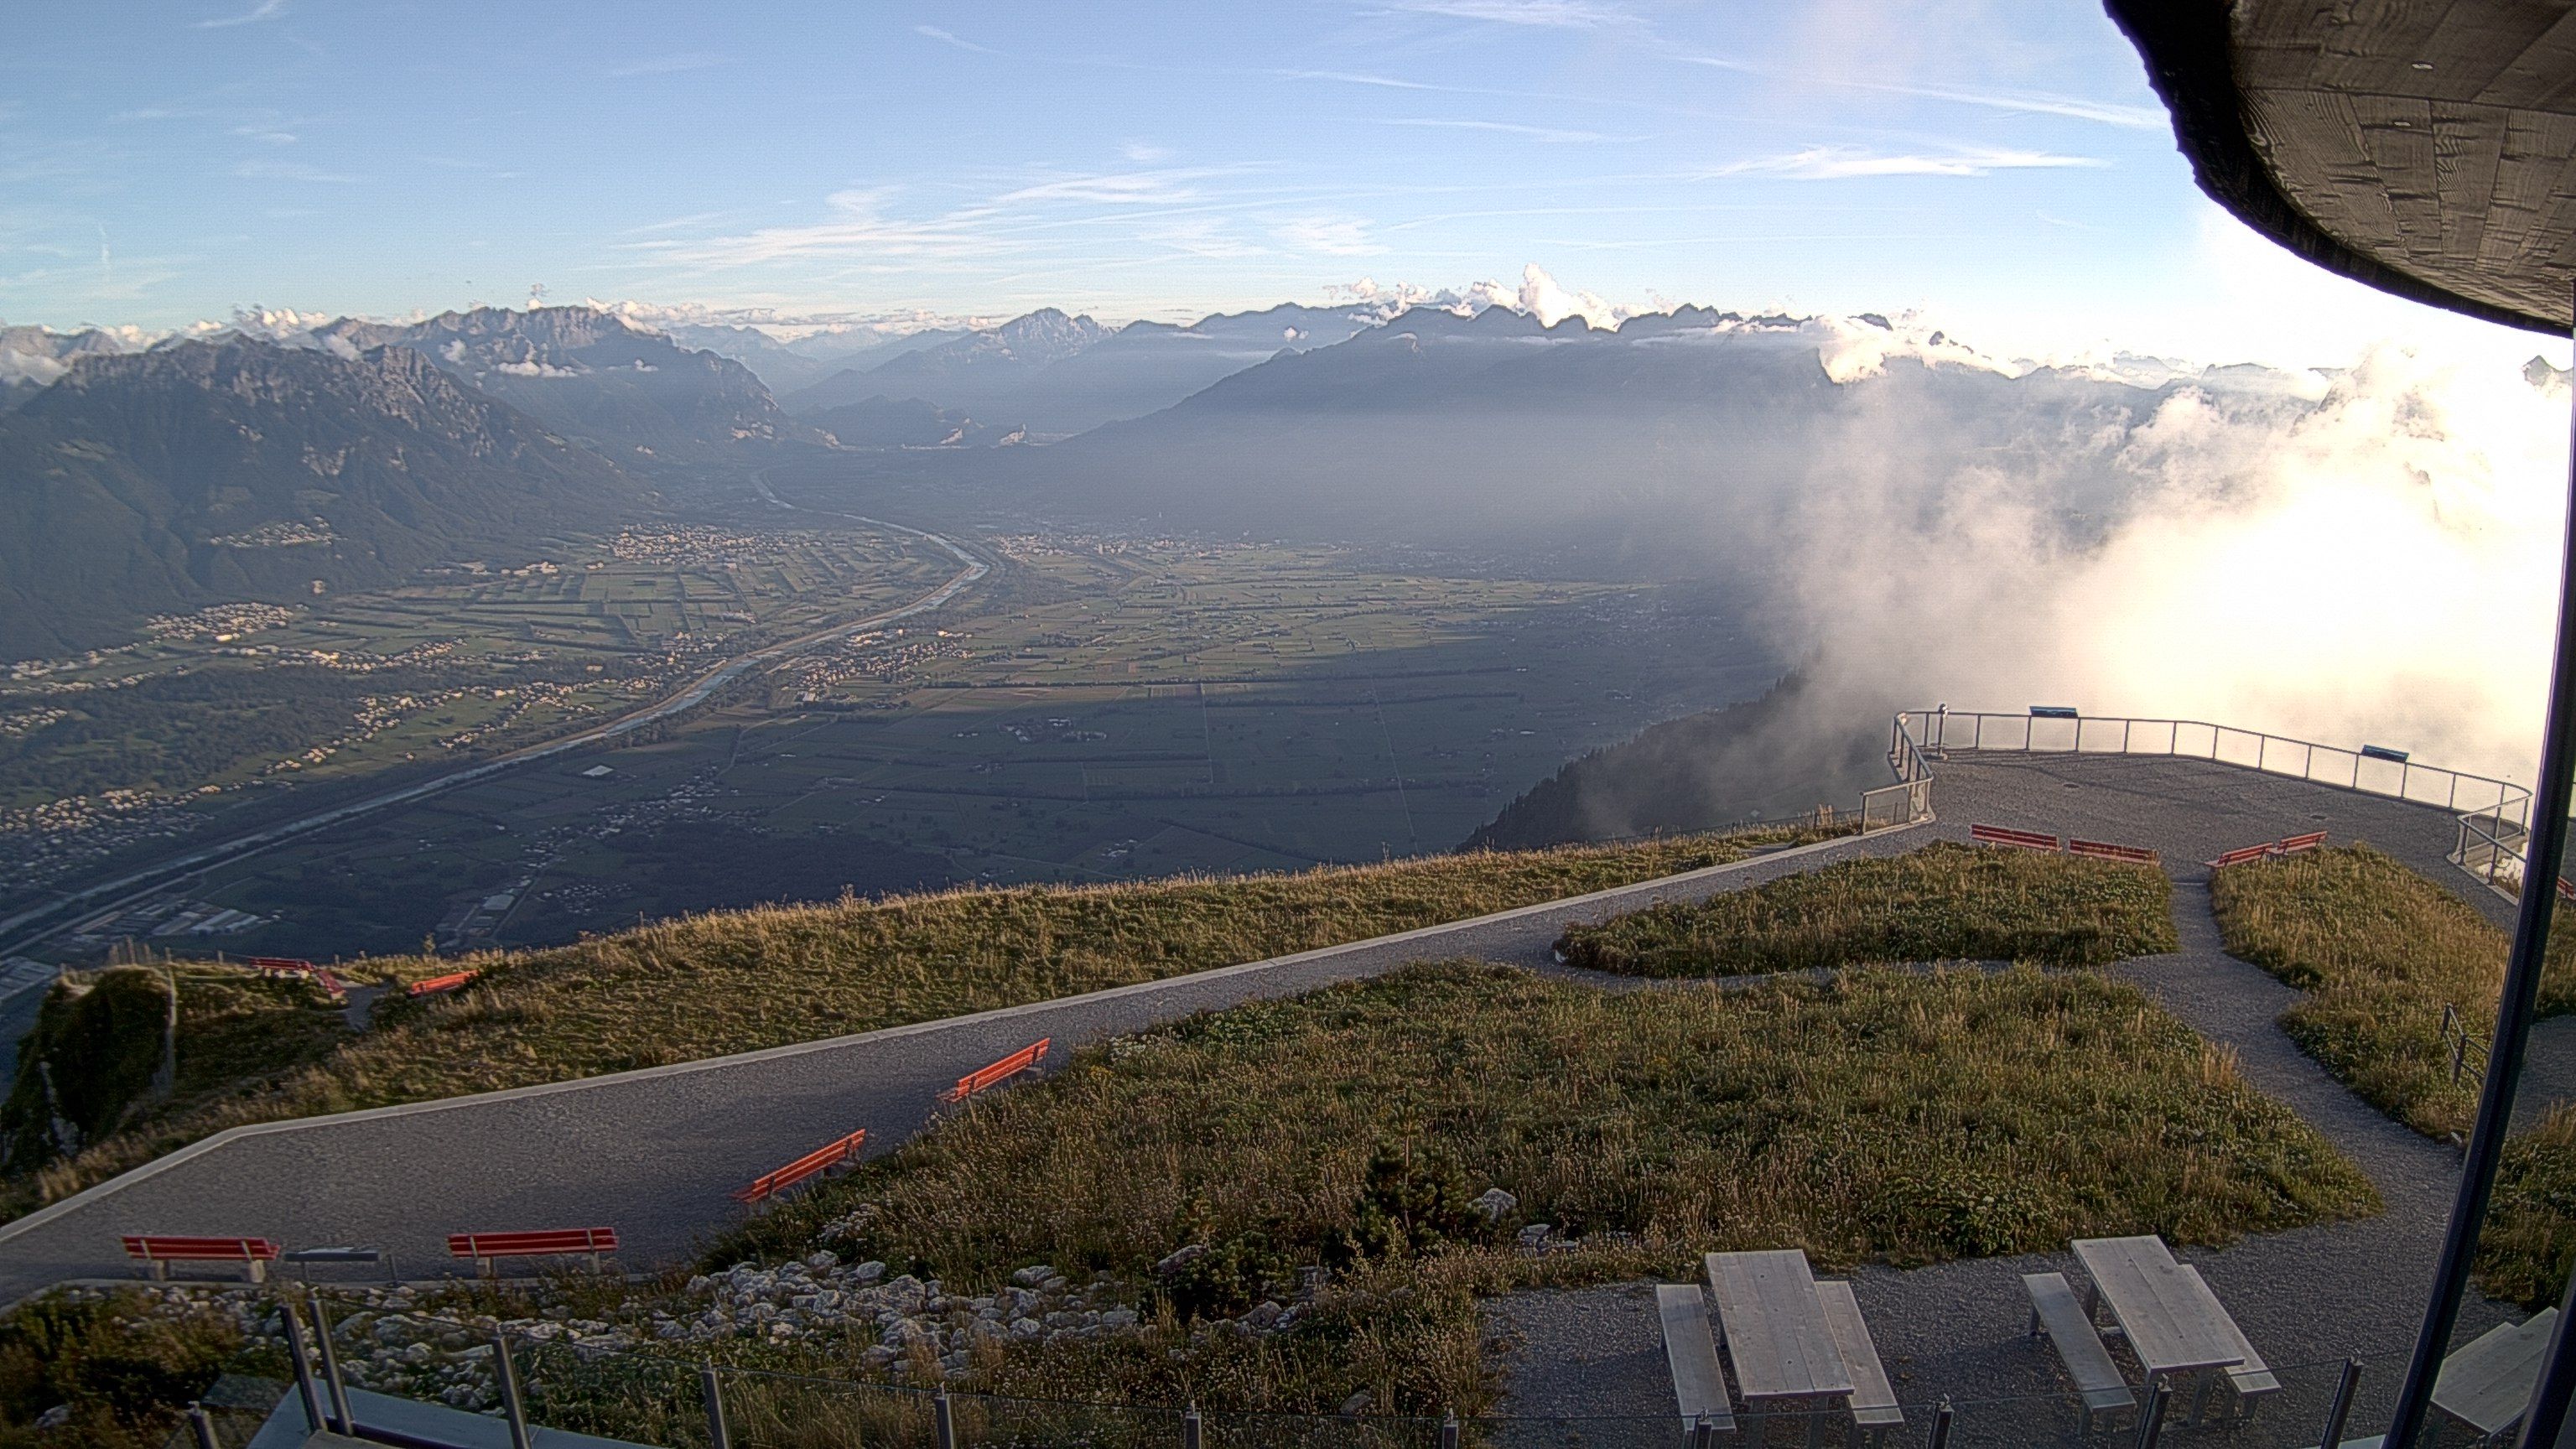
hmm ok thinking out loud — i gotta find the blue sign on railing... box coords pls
[2361,744,2411,763]
[2029,705,2080,719]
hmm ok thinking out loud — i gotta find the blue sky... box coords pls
[3,1,2558,366]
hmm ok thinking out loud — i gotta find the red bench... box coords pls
[408,969,479,997]
[732,1128,869,1204]
[2206,831,2330,870]
[2067,838,2159,865]
[122,1234,279,1282]
[941,1038,1052,1104]
[447,1227,619,1275]
[1971,823,2061,853]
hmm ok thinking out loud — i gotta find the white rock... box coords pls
[1472,1187,1518,1221]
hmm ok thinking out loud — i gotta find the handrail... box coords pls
[1890,709,2536,895]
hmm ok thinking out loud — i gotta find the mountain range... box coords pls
[0,339,653,658]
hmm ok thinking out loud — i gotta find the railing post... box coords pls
[280,1297,328,1435]
[2319,1358,2362,1449]
[493,1331,533,1449]
[702,1364,730,1449]
[935,1389,957,1449]
[1690,1415,1716,1449]
[310,1297,355,1435]
[188,1403,221,1449]
[1183,1402,1202,1449]
[1440,1408,1460,1449]
[1925,1399,1953,1449]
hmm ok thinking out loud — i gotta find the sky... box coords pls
[3,0,2565,371]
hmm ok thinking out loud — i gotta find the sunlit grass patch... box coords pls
[1553,840,2176,977]
[710,961,2372,1415]
[2209,844,2576,1139]
[5,824,1831,1219]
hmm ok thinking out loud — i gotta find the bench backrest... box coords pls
[733,1128,869,1203]
[447,1227,618,1259]
[941,1038,1052,1103]
[1971,823,2060,852]
[122,1234,279,1262]
[2277,832,2328,854]
[408,969,479,997]
[2067,838,2158,865]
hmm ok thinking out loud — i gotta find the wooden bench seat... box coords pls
[2024,1272,2135,1435]
[1656,1284,1737,1441]
[2174,1265,2279,1419]
[1815,1280,1903,1448]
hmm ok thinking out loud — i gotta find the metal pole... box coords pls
[279,1299,328,1434]
[2318,1358,2361,1449]
[2133,1379,2169,1449]
[934,1389,957,1449]
[188,1404,221,1449]
[2408,296,2576,1449]
[1440,1410,1460,1449]
[1183,1403,1202,1449]
[493,1331,533,1449]
[702,1365,730,1449]
[1926,1400,1953,1449]
[1690,1415,1716,1449]
[309,1297,355,1434]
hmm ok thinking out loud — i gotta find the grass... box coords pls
[2481,1104,2576,1310]
[2208,844,2576,1139]
[5,825,1831,1219]
[0,1290,248,1449]
[710,962,2374,1415]
[1553,841,2177,977]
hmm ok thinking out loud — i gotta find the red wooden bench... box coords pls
[447,1227,619,1275]
[2067,838,2159,865]
[2207,832,2331,870]
[732,1128,869,1204]
[122,1234,279,1282]
[941,1038,1052,1104]
[408,969,479,997]
[1971,823,2060,853]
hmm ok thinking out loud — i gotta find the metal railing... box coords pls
[2439,1004,2492,1088]
[1893,709,2537,894]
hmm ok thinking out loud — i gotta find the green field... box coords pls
[41,534,1785,963]
[0,523,960,919]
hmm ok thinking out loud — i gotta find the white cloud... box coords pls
[1515,262,1623,327]
[491,358,584,378]
[1379,118,1627,143]
[1146,218,1266,259]
[1276,216,1386,257]
[193,0,284,29]
[1675,57,2162,130]
[993,169,1215,206]
[1122,141,1173,164]
[650,188,1013,268]
[914,25,994,54]
[1714,145,2102,179]
[1381,0,1634,29]
[233,158,354,183]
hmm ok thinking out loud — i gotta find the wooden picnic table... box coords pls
[2071,1236,2246,1384]
[2433,1308,2560,1438]
[1706,1249,1852,1441]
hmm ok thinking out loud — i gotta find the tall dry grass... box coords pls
[710,962,2372,1412]
[7,826,1828,1218]
[2209,844,2576,1139]
[1554,841,2177,976]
